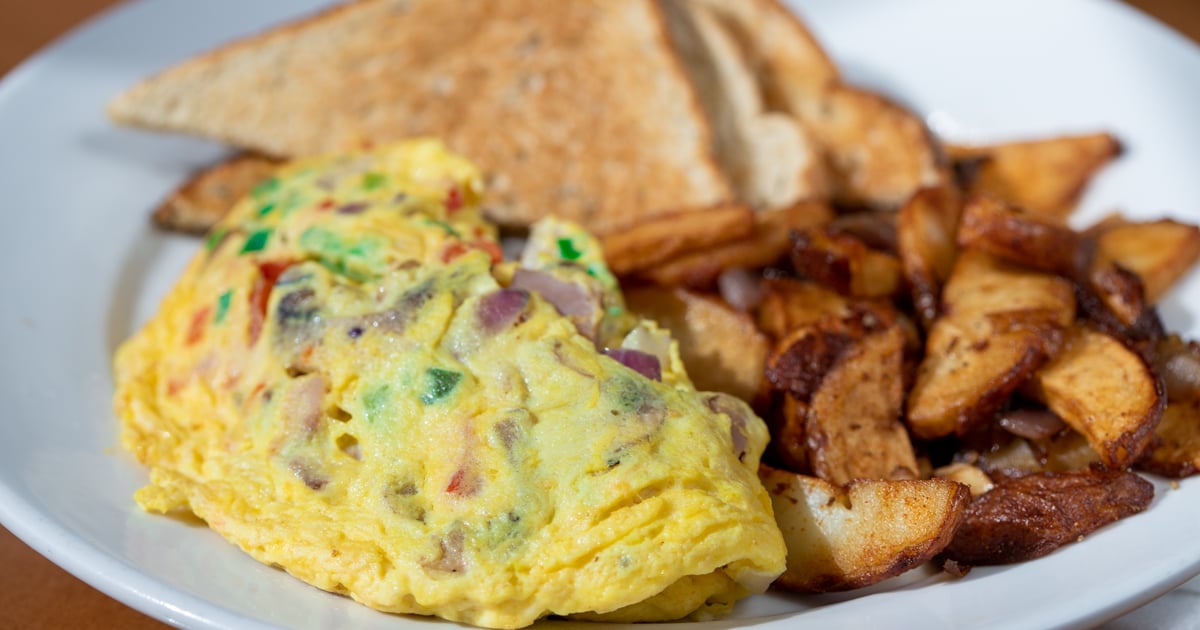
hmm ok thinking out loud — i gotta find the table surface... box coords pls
[2,0,1199,628]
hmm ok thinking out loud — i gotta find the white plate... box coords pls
[1,0,1199,628]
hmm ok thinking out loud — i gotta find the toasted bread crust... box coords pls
[110,0,734,235]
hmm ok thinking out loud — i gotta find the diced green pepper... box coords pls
[240,228,272,254]
[251,177,280,199]
[204,228,228,253]
[363,384,391,424]
[557,238,582,261]
[420,368,462,405]
[214,290,233,324]
[362,172,386,191]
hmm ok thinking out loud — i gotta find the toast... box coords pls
[110,0,738,236]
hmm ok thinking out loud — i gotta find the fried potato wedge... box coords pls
[806,325,917,484]
[754,277,853,341]
[941,468,1152,566]
[153,152,280,234]
[956,196,1091,278]
[760,466,969,592]
[766,323,917,484]
[601,203,754,275]
[624,286,768,402]
[1080,262,1159,335]
[1028,326,1164,468]
[897,186,962,329]
[949,132,1122,221]
[1137,399,1200,478]
[906,250,1075,439]
[1095,219,1200,303]
[790,228,903,298]
[802,85,948,209]
[638,201,833,287]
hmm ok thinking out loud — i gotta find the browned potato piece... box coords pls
[790,228,903,298]
[624,287,768,402]
[755,278,854,341]
[760,466,969,592]
[1028,326,1164,468]
[941,468,1153,566]
[956,196,1091,278]
[802,85,948,209]
[153,152,281,234]
[805,325,918,485]
[1137,399,1200,478]
[601,204,754,275]
[949,132,1122,221]
[771,394,811,474]
[897,186,962,329]
[1095,219,1200,303]
[827,211,898,253]
[638,201,833,287]
[906,250,1075,439]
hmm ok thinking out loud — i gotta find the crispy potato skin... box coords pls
[761,466,969,592]
[1030,326,1165,468]
[948,132,1122,221]
[941,468,1152,566]
[957,196,1092,279]
[602,204,754,275]
[897,186,961,329]
[638,201,833,288]
[906,250,1075,439]
[789,228,902,298]
[1138,399,1200,478]
[804,325,917,485]
[1095,219,1200,304]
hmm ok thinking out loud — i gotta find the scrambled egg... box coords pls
[113,140,785,628]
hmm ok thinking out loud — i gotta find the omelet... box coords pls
[113,140,785,628]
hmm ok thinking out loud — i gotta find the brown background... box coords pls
[0,0,1197,628]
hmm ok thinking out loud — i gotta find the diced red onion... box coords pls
[717,267,764,312]
[997,408,1066,440]
[1161,352,1200,402]
[605,348,662,381]
[289,458,328,490]
[283,373,328,438]
[510,268,597,319]
[707,393,751,460]
[478,288,529,332]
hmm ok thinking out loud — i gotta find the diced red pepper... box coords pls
[186,306,212,346]
[474,239,503,264]
[440,241,470,263]
[317,198,335,211]
[445,186,463,213]
[248,260,295,345]
[445,466,479,496]
[440,240,503,264]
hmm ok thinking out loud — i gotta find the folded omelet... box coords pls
[113,140,785,628]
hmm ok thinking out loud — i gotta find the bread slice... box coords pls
[664,0,826,210]
[109,0,734,236]
[691,0,839,115]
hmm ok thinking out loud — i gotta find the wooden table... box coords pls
[1,1,1198,628]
